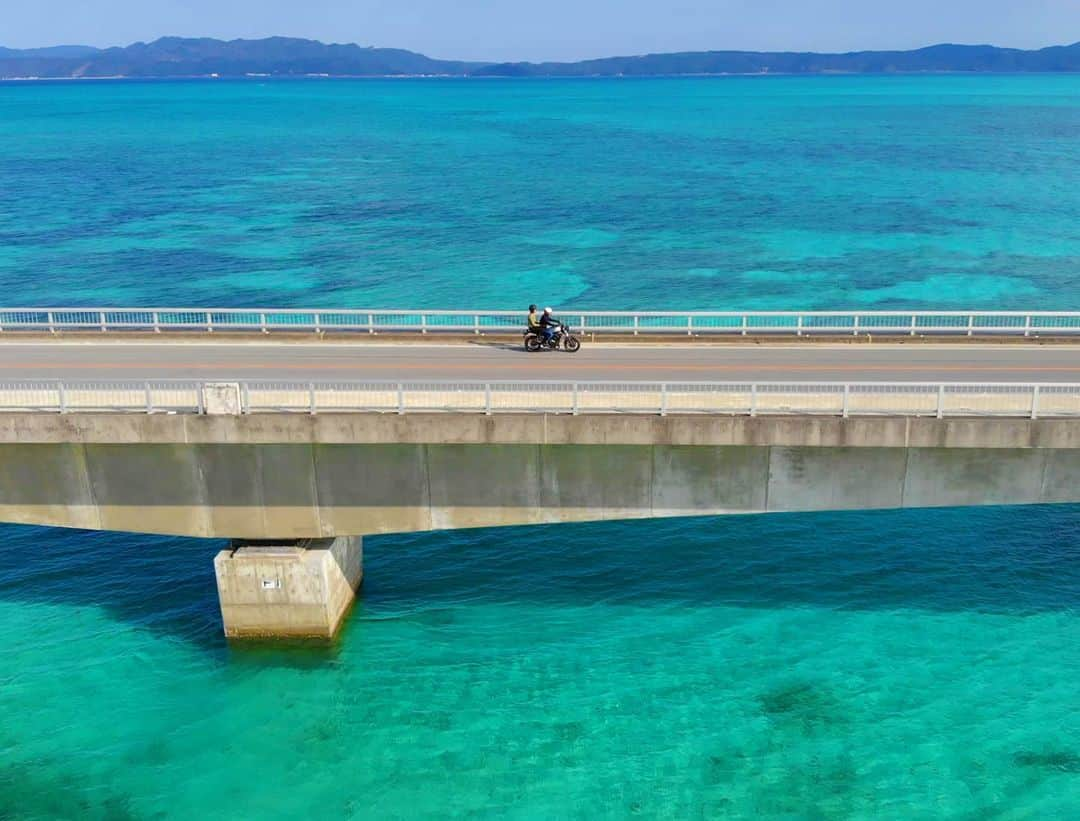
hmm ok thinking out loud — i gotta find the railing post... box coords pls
[314,313,321,335]
[842,384,850,418]
[852,315,860,337]
[206,311,213,333]
[796,315,803,337]
[967,315,974,337]
[910,315,917,337]
[100,311,107,333]
[687,315,693,337]
[474,315,480,336]
[1024,315,1032,338]
[484,383,492,415]
[152,311,161,333]
[660,383,667,417]
[1031,385,1040,420]
[397,383,404,414]
[145,381,153,413]
[197,383,205,415]
[241,382,249,414]
[421,314,427,335]
[368,313,375,335]
[309,383,316,415]
[741,314,748,337]
[58,381,66,414]
[750,384,757,417]
[260,312,268,334]
[937,385,945,419]
[47,311,56,334]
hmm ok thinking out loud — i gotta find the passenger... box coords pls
[539,306,558,346]
[527,304,541,332]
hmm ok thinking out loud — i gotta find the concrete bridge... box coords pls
[1,331,1079,639]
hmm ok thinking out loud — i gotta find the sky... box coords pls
[4,0,1080,62]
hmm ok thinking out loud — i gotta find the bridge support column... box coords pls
[213,536,362,639]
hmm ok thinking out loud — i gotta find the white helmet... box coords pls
[544,306,552,314]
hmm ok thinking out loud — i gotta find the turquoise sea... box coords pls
[1,75,1079,309]
[2,76,1080,818]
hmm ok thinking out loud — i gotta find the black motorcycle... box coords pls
[524,321,581,353]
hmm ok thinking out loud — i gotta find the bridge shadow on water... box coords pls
[0,504,1078,657]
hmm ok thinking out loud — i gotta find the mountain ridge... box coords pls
[2,37,1080,78]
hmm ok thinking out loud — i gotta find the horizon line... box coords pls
[3,35,1080,67]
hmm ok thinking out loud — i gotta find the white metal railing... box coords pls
[2,308,1080,336]
[0,380,1077,419]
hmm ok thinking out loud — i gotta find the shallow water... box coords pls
[0,75,1078,309]
[1,76,1080,818]
[2,508,1080,819]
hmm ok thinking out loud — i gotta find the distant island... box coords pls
[2,36,1080,79]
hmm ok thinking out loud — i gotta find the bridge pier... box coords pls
[213,536,363,639]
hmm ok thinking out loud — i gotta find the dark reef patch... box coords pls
[759,681,845,733]
[1014,749,1080,774]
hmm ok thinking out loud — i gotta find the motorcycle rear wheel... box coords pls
[524,335,542,352]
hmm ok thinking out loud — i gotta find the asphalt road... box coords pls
[1,340,1079,383]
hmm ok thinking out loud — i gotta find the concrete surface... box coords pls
[1,435,1078,538]
[3,411,1080,448]
[0,340,1079,382]
[214,536,363,639]
[203,383,241,415]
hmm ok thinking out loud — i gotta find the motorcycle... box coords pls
[524,321,581,353]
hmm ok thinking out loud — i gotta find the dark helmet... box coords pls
[529,304,537,311]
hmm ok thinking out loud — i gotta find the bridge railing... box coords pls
[0,380,1076,419]
[2,309,1080,336]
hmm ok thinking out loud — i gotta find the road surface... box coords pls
[0,340,1078,383]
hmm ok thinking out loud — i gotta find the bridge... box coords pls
[1,308,1079,640]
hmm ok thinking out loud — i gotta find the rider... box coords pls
[527,304,541,334]
[539,307,558,346]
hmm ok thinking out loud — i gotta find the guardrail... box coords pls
[0,380,1076,419]
[2,309,1080,336]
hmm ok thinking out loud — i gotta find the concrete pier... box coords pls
[213,537,363,639]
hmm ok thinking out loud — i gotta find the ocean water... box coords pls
[1,76,1080,819]
[3,509,1080,819]
[0,75,1079,309]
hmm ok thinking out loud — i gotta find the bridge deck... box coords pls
[1,340,1079,383]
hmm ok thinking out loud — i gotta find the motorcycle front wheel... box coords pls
[563,335,581,353]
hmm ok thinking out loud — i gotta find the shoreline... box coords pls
[4,69,1080,82]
